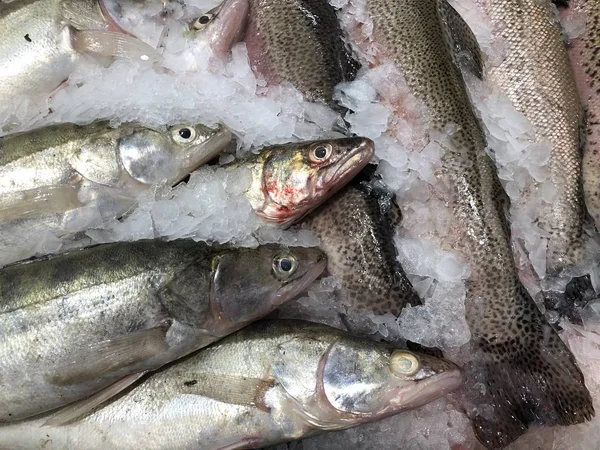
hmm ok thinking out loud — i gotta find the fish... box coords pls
[0,121,232,224]
[0,320,462,450]
[476,0,588,304]
[226,137,375,227]
[350,0,594,447]
[0,239,326,423]
[301,171,421,321]
[193,0,360,108]
[562,0,600,232]
[0,0,159,106]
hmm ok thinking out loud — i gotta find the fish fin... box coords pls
[50,321,172,386]
[544,274,596,325]
[179,373,276,410]
[70,28,162,64]
[44,372,147,426]
[437,0,484,79]
[0,185,83,223]
[467,290,594,448]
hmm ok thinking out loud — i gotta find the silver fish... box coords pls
[0,320,461,450]
[0,0,159,106]
[0,239,326,423]
[0,121,231,224]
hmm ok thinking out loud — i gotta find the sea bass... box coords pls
[0,121,231,224]
[0,240,326,423]
[0,320,461,450]
[348,0,593,447]
[301,174,421,321]
[194,0,360,108]
[562,0,600,231]
[226,137,374,227]
[0,0,159,106]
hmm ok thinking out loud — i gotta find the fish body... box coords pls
[564,0,600,231]
[0,121,231,224]
[0,320,461,450]
[0,240,326,422]
[0,0,157,106]
[302,176,421,318]
[359,0,593,447]
[227,137,374,227]
[483,0,586,281]
[197,0,359,107]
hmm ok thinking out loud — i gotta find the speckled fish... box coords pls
[0,320,461,450]
[0,121,231,224]
[192,0,360,108]
[301,173,421,322]
[562,1,600,231]
[0,0,159,105]
[474,0,587,303]
[357,0,593,447]
[0,240,326,423]
[225,137,374,227]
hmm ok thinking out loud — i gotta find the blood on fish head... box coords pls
[252,137,375,227]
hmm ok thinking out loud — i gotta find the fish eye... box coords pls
[192,13,215,30]
[272,254,298,277]
[308,144,333,164]
[171,126,197,144]
[390,351,420,376]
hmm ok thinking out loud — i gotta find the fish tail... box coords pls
[466,285,594,449]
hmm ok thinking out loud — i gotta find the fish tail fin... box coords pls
[466,287,594,449]
[544,274,597,325]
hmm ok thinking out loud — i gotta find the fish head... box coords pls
[189,0,249,58]
[210,245,326,330]
[249,137,375,227]
[273,336,461,428]
[118,123,232,186]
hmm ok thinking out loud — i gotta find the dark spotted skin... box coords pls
[302,182,421,317]
[244,0,359,107]
[367,0,593,447]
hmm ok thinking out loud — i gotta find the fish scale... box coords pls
[363,0,593,447]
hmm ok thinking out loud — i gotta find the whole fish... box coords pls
[301,174,421,320]
[562,0,600,231]
[0,0,159,106]
[0,320,462,450]
[226,137,374,227]
[0,121,232,224]
[354,0,593,447]
[0,239,326,423]
[194,0,360,108]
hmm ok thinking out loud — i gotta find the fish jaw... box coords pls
[268,254,327,307]
[169,124,233,184]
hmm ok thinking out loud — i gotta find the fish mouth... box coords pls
[321,139,375,192]
[269,256,327,306]
[389,369,462,412]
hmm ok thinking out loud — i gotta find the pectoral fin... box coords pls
[0,185,83,223]
[71,28,162,64]
[44,372,147,426]
[50,321,172,386]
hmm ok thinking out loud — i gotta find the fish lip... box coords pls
[269,256,327,306]
[389,369,463,411]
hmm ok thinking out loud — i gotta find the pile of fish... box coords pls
[0,0,598,449]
